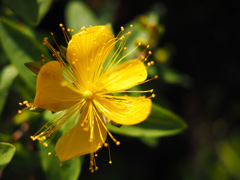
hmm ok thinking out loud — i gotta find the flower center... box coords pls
[83,90,93,100]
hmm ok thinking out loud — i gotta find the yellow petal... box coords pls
[94,95,152,125]
[100,59,147,92]
[34,61,82,112]
[55,103,107,161]
[67,26,115,88]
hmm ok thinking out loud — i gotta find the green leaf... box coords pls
[65,1,100,32]
[39,141,83,180]
[0,142,16,170]
[107,103,187,138]
[2,0,38,26]
[0,17,47,91]
[0,65,18,116]
[2,0,52,26]
[0,44,9,66]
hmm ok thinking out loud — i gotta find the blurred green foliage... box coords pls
[0,142,16,170]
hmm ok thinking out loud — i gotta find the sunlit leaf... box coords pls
[0,17,47,91]
[0,65,18,116]
[107,103,187,138]
[0,142,16,170]
[65,1,100,32]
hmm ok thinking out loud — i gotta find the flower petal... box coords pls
[67,26,115,88]
[34,61,82,112]
[55,103,107,161]
[100,59,147,92]
[94,95,152,125]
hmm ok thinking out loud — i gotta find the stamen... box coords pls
[18,100,36,114]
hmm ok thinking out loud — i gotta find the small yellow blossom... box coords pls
[20,25,156,172]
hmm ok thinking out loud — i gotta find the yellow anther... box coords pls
[51,32,54,35]
[23,100,28,104]
[138,42,142,46]
[48,152,52,155]
[130,24,133,28]
[42,136,46,140]
[124,47,127,51]
[121,26,124,31]
[81,26,87,31]
[154,75,158,79]
[120,35,125,40]
[19,102,23,106]
[43,142,48,147]
[109,161,112,164]
[67,28,71,32]
[59,23,63,27]
[116,141,120,146]
[147,45,150,49]
[152,94,156,98]
[148,51,152,55]
[18,110,22,114]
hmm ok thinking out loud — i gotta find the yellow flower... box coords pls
[20,25,156,172]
